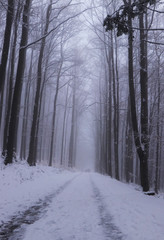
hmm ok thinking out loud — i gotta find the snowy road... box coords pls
[0,174,125,240]
[0,175,78,240]
[0,165,164,240]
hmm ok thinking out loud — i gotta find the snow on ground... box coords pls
[0,160,78,225]
[0,160,164,240]
[92,173,164,240]
[23,174,104,240]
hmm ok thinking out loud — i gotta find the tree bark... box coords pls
[49,61,63,167]
[27,0,52,166]
[127,0,149,191]
[2,0,22,155]
[0,0,14,94]
[60,84,69,166]
[155,55,161,194]
[139,10,149,191]
[4,0,32,164]
[125,98,133,182]
[111,31,119,180]
[20,50,34,160]
[68,82,76,168]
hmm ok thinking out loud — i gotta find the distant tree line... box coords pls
[0,0,88,169]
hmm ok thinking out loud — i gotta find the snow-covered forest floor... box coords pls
[0,161,164,240]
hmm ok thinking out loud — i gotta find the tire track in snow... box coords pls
[91,178,125,240]
[0,174,79,240]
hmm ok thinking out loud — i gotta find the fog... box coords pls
[1,0,164,191]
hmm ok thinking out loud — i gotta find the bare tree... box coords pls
[27,0,53,166]
[4,0,32,165]
[0,0,14,94]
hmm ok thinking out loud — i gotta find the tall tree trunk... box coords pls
[20,50,34,160]
[2,0,22,155]
[60,84,69,166]
[105,35,112,176]
[49,61,63,167]
[4,0,32,165]
[68,79,77,168]
[38,90,46,162]
[127,0,149,191]
[34,53,50,162]
[139,10,149,191]
[27,0,52,166]
[0,0,14,94]
[125,98,133,182]
[115,32,120,178]
[155,56,161,194]
[111,31,119,180]
[107,71,112,176]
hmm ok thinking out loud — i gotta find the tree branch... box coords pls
[21,9,89,49]
[145,40,164,45]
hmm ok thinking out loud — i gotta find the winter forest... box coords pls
[1,1,164,239]
[0,0,164,194]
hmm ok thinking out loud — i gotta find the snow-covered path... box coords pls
[22,174,124,240]
[0,164,164,240]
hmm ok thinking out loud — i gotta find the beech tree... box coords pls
[27,0,53,166]
[4,0,32,165]
[49,45,64,167]
[0,0,14,94]
[2,0,22,156]
[103,0,158,191]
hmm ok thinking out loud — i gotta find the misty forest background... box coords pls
[0,0,164,193]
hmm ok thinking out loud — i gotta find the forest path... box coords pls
[0,174,78,240]
[0,173,125,240]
